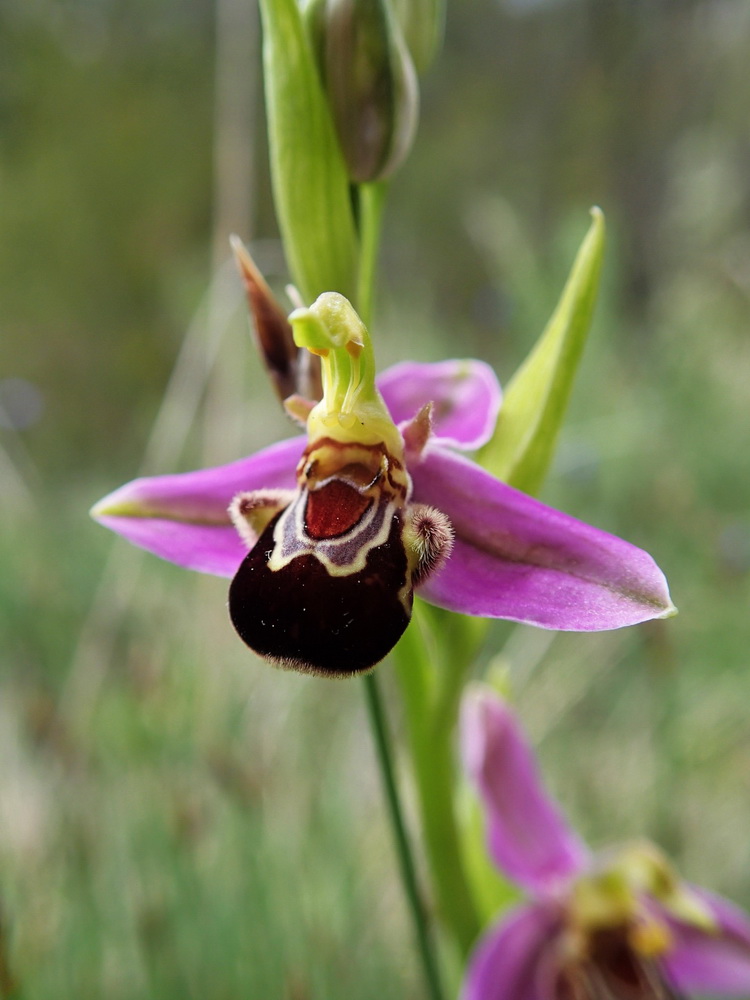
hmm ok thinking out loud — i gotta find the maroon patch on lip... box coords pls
[555,926,678,1000]
[304,479,372,540]
[228,512,412,676]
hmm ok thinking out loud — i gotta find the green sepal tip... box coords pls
[479,207,606,496]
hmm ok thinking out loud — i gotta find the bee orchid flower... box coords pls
[92,282,674,677]
[460,686,750,1000]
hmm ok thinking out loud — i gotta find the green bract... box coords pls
[259,0,359,302]
[480,207,606,496]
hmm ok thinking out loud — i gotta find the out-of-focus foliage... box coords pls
[0,1,214,478]
[2,0,750,996]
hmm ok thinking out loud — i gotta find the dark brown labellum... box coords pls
[555,926,682,1000]
[228,500,412,677]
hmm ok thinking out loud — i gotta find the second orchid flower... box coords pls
[460,687,750,1000]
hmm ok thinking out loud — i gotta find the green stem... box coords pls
[362,673,446,1000]
[356,181,387,327]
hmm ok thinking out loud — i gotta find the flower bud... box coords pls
[306,0,419,183]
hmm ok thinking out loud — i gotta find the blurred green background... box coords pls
[2,0,750,996]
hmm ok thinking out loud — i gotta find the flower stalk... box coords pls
[362,673,446,1000]
[356,180,388,329]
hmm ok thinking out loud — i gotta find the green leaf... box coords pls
[259,0,359,303]
[480,207,606,496]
